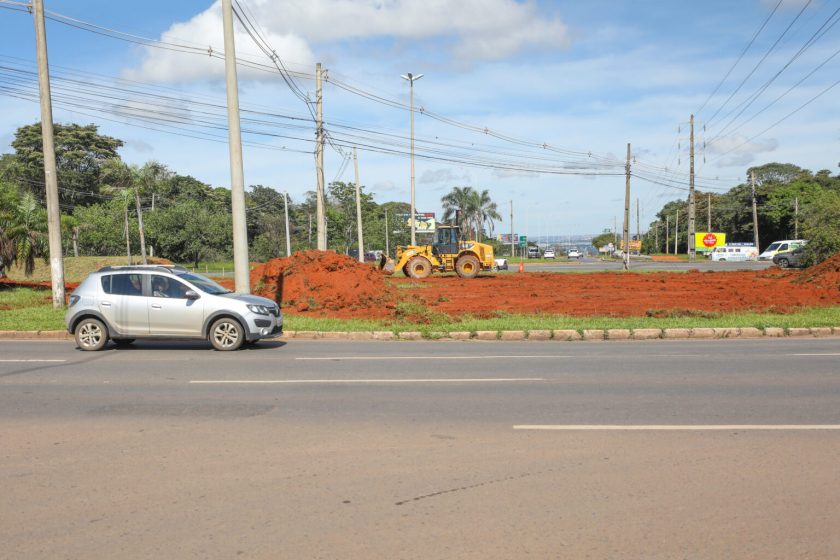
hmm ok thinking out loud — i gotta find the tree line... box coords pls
[1,122,507,276]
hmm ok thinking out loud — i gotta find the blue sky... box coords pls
[1,0,838,237]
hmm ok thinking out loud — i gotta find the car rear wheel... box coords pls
[209,317,245,351]
[777,258,789,269]
[75,318,108,351]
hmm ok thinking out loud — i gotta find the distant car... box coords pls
[494,258,509,271]
[527,247,540,259]
[543,248,556,259]
[773,247,806,269]
[567,249,582,259]
[65,265,282,351]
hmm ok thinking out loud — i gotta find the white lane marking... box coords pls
[191,377,545,384]
[514,425,840,431]
[0,359,66,363]
[295,355,572,361]
[790,353,840,356]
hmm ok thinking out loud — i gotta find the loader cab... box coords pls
[433,226,460,256]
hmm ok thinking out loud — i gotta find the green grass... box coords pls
[5,256,173,283]
[3,286,838,335]
[0,287,66,330]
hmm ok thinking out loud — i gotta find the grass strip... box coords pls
[2,287,838,335]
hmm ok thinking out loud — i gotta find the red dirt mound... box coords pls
[249,250,395,317]
[799,252,840,290]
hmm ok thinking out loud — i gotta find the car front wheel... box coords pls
[209,317,245,351]
[75,318,108,351]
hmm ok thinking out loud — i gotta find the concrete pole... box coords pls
[510,200,514,258]
[353,147,364,262]
[134,191,147,265]
[674,211,679,254]
[636,197,640,253]
[751,171,760,250]
[622,143,631,270]
[221,0,250,293]
[707,192,712,232]
[315,63,326,250]
[794,196,799,239]
[409,78,416,246]
[32,0,65,308]
[384,211,389,257]
[665,215,669,254]
[284,191,291,257]
[688,114,696,261]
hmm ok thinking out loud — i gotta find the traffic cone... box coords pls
[518,260,525,273]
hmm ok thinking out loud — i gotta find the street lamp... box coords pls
[401,72,423,245]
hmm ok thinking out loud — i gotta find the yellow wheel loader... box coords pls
[392,224,495,279]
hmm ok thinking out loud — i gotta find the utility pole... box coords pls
[707,192,712,232]
[655,221,659,253]
[751,171,760,250]
[622,143,631,270]
[384,211,389,257]
[687,114,696,261]
[636,197,640,251]
[401,72,423,246]
[613,216,618,253]
[283,191,291,257]
[794,196,799,239]
[665,215,669,254]
[221,0,250,293]
[308,213,312,248]
[674,211,679,254]
[135,192,147,265]
[32,0,65,308]
[510,200,514,258]
[353,147,364,263]
[315,63,326,250]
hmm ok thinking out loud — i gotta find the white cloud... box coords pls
[492,168,539,179]
[419,167,471,184]
[124,0,569,82]
[705,135,778,167]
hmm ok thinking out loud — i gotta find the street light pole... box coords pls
[401,72,423,246]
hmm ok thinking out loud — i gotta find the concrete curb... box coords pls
[3,327,840,342]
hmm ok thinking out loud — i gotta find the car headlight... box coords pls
[247,304,270,315]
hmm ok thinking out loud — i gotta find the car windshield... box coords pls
[177,272,232,295]
[765,242,781,252]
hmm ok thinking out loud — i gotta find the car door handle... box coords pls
[101,302,111,307]
[151,303,162,309]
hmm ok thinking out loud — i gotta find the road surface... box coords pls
[2,338,839,559]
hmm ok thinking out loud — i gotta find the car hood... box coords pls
[219,293,278,307]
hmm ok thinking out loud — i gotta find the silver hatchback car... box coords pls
[65,265,282,351]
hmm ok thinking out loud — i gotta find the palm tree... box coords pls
[100,159,135,264]
[441,186,477,238]
[473,189,502,242]
[0,191,48,276]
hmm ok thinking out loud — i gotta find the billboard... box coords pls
[619,239,642,251]
[695,232,726,253]
[396,212,436,233]
[497,233,521,244]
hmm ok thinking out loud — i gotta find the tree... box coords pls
[441,186,477,238]
[801,190,840,266]
[471,189,502,242]
[10,122,123,205]
[0,191,48,276]
[145,199,231,266]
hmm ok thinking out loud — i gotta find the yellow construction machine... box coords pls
[392,224,495,279]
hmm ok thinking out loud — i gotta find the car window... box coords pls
[779,244,788,251]
[765,242,781,252]
[177,272,231,295]
[151,275,191,299]
[103,273,144,296]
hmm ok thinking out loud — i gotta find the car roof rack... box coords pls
[97,264,189,274]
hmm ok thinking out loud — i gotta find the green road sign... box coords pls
[518,235,527,248]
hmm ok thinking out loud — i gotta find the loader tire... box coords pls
[455,255,480,278]
[406,256,432,279]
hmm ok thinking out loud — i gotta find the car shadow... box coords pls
[106,339,287,351]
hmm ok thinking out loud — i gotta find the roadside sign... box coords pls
[518,235,527,248]
[695,232,726,253]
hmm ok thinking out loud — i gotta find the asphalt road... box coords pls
[2,338,839,559]
[516,257,774,272]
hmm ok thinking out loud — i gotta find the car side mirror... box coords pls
[185,290,200,300]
